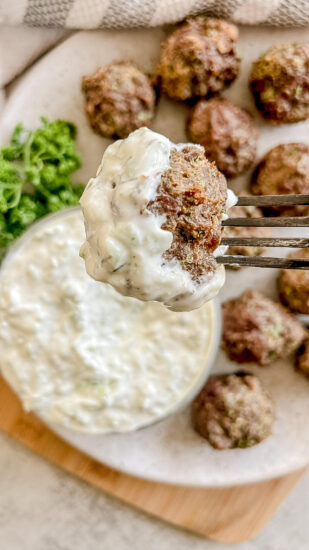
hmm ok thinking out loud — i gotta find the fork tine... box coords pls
[221,194,309,268]
[216,256,309,269]
[236,195,309,207]
[222,216,309,227]
[221,237,309,248]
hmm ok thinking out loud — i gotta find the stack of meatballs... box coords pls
[82,17,309,451]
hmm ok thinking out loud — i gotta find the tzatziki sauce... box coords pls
[80,128,236,312]
[0,209,215,433]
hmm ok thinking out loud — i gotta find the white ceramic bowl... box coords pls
[0,207,221,433]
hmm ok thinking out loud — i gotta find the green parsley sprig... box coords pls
[0,117,83,259]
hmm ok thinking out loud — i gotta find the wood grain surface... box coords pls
[0,377,306,544]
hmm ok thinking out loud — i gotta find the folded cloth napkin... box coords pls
[0,0,309,28]
[0,25,68,116]
[0,26,67,87]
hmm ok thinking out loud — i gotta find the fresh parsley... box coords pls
[0,117,83,259]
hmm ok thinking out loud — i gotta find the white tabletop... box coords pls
[0,431,308,549]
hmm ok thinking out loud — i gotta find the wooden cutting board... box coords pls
[0,376,306,544]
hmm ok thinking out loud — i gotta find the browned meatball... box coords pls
[250,43,309,124]
[187,98,258,178]
[82,61,155,139]
[251,143,309,217]
[192,372,275,450]
[148,145,227,280]
[157,18,240,102]
[223,199,271,259]
[222,289,306,365]
[296,337,309,377]
[278,249,309,314]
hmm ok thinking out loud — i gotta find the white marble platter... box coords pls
[0,26,309,486]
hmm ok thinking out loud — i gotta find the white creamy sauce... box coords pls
[80,127,235,312]
[0,210,214,433]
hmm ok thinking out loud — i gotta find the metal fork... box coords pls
[217,195,309,270]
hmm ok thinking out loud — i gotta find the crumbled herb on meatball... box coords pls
[192,372,275,450]
[157,18,240,101]
[82,61,155,139]
[187,98,257,178]
[250,43,309,124]
[222,289,306,365]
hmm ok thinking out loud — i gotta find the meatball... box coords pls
[250,43,309,124]
[222,289,306,365]
[187,98,258,178]
[157,18,240,102]
[80,127,229,312]
[223,199,271,259]
[278,249,309,314]
[296,338,309,377]
[192,372,275,450]
[82,61,155,139]
[148,145,227,281]
[251,143,309,217]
